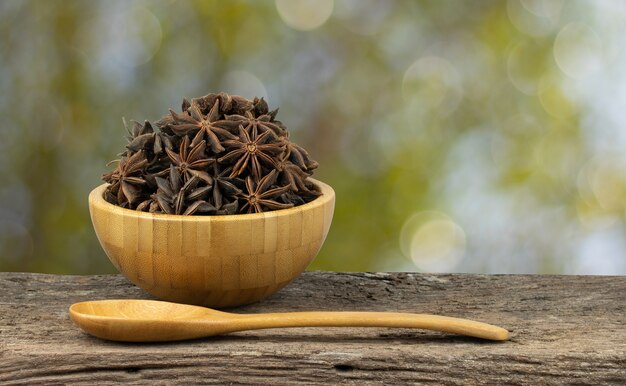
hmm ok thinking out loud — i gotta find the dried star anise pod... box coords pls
[165,136,213,184]
[121,117,173,168]
[154,166,216,215]
[124,119,157,152]
[239,170,293,214]
[136,195,160,213]
[275,152,313,192]
[168,101,236,153]
[102,91,320,215]
[218,124,284,180]
[209,163,243,214]
[102,150,148,207]
[219,110,287,140]
[283,137,319,172]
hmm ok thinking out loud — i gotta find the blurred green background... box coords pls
[1,0,625,275]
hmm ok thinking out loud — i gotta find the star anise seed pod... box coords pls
[275,153,312,192]
[168,101,236,153]
[284,139,319,171]
[239,170,293,214]
[218,125,284,180]
[219,110,286,139]
[252,97,269,116]
[124,120,173,162]
[165,136,214,184]
[154,168,216,215]
[209,163,243,210]
[102,150,148,206]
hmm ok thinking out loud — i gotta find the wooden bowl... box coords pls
[88,179,335,308]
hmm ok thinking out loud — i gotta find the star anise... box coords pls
[218,125,284,179]
[181,178,217,216]
[228,94,255,115]
[102,150,148,206]
[207,163,243,214]
[284,138,319,172]
[219,110,286,139]
[252,96,282,124]
[279,190,307,206]
[182,97,191,112]
[136,195,160,213]
[124,119,158,152]
[122,118,176,181]
[275,153,311,192]
[168,101,236,153]
[239,170,293,214]
[154,166,216,215]
[165,136,213,184]
[153,98,190,132]
[194,92,253,116]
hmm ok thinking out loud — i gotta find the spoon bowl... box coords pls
[70,299,509,342]
[71,299,216,320]
[70,300,239,341]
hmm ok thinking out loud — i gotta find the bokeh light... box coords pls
[508,0,562,37]
[275,0,334,31]
[554,23,603,79]
[402,56,462,116]
[220,70,268,101]
[507,40,548,95]
[400,212,466,272]
[106,6,163,68]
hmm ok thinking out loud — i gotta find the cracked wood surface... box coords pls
[0,271,624,385]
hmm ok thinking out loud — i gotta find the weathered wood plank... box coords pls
[0,272,624,385]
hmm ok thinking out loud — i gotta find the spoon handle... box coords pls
[227,312,508,341]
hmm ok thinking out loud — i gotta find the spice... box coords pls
[102,92,319,215]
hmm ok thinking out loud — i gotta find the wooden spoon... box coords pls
[69,299,509,342]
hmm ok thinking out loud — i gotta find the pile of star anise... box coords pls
[102,92,319,215]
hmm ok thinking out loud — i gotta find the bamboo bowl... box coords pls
[88,179,335,308]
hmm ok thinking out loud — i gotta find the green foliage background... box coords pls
[1,0,625,274]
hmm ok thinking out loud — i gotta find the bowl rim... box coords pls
[89,178,335,222]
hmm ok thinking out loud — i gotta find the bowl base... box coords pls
[139,281,292,309]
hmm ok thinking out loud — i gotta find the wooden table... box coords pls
[1,272,624,385]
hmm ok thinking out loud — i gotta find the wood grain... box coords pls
[88,179,335,308]
[1,272,624,385]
